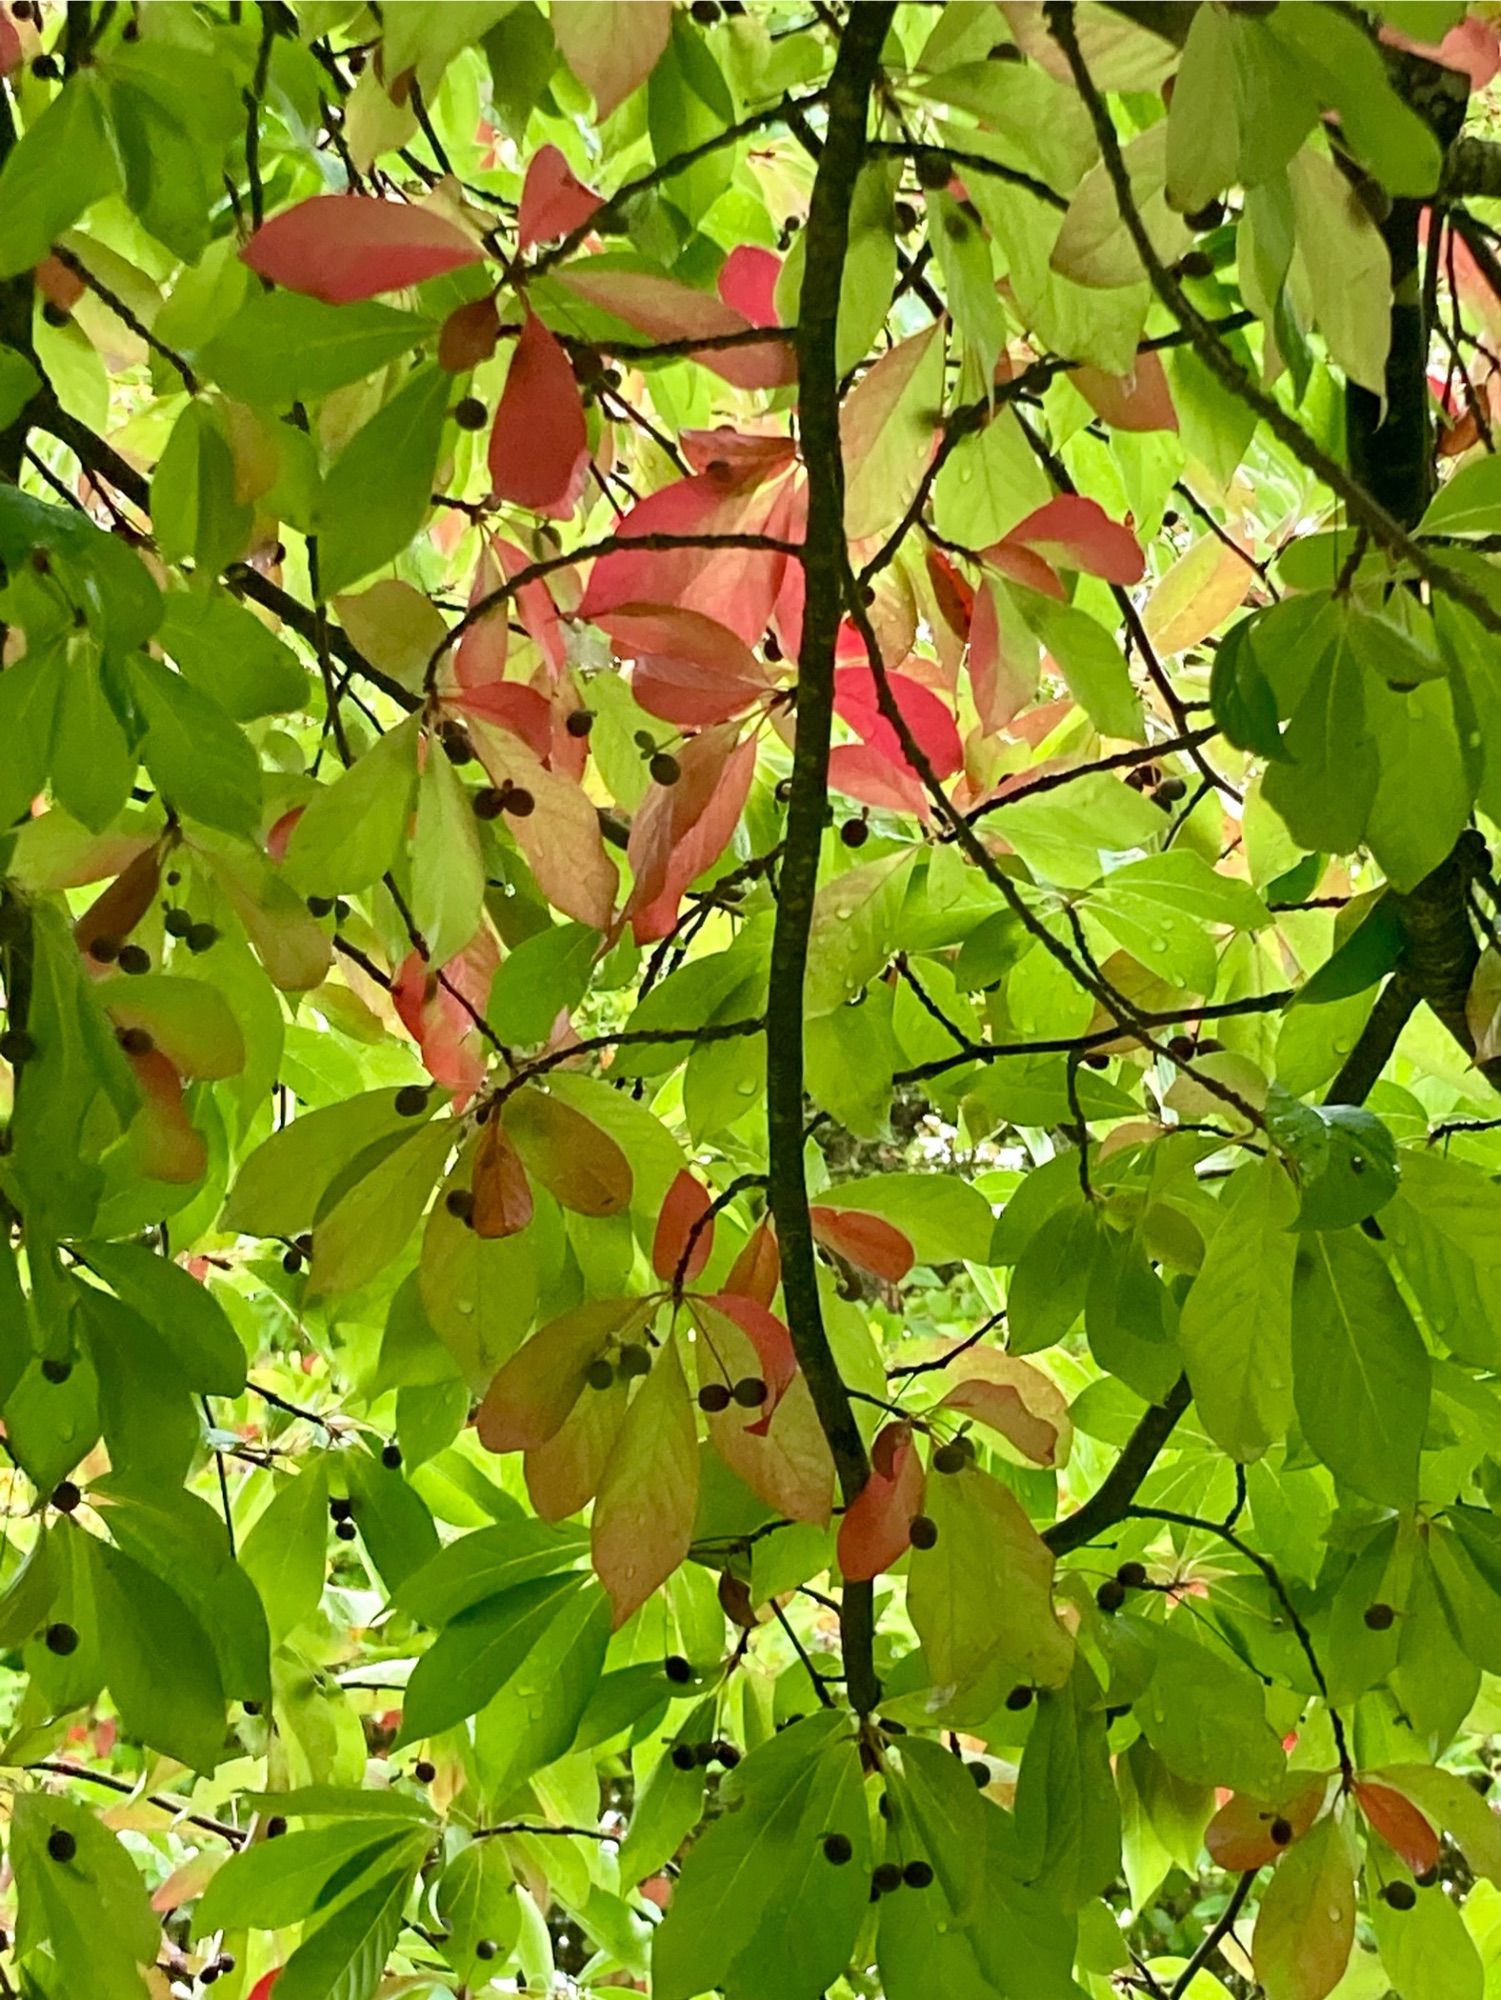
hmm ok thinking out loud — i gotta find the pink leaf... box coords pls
[625,724,757,942]
[701,1292,797,1427]
[518,144,603,250]
[488,313,589,519]
[834,664,964,779]
[552,265,796,390]
[1071,352,1179,433]
[827,743,930,818]
[452,539,508,690]
[837,1422,926,1582]
[925,545,975,639]
[983,541,1067,600]
[552,0,673,117]
[0,11,21,75]
[265,806,302,864]
[1379,13,1501,85]
[580,459,798,642]
[597,602,775,726]
[679,427,797,481]
[391,934,498,1103]
[653,1169,716,1284]
[449,680,554,760]
[717,245,782,328]
[999,495,1145,585]
[241,196,482,304]
[967,575,1039,734]
[810,1206,914,1284]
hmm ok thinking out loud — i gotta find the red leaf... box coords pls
[717,245,781,328]
[391,934,497,1103]
[679,427,797,481]
[827,743,929,818]
[925,545,974,638]
[488,313,589,519]
[1380,13,1501,85]
[248,1975,282,2000]
[810,1206,914,1284]
[984,540,1066,600]
[837,1422,926,1582]
[241,196,482,304]
[626,723,757,942]
[724,1218,780,1308]
[1071,353,1178,433]
[552,266,796,390]
[438,296,501,373]
[498,537,568,674]
[126,1048,207,1185]
[597,603,775,726]
[580,459,798,642]
[518,144,603,250]
[999,495,1145,586]
[35,254,85,312]
[451,538,509,690]
[967,575,1039,735]
[701,1292,797,1427]
[1355,1782,1442,1875]
[1205,1779,1328,1871]
[0,11,21,75]
[653,1169,715,1284]
[834,665,964,780]
[473,1118,534,1239]
[449,680,554,759]
[266,806,302,863]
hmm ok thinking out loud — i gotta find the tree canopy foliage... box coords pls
[12,1,1501,1996]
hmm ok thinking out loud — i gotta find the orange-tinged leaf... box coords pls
[1144,532,1251,656]
[438,295,501,373]
[653,1169,715,1284]
[626,723,757,943]
[938,1361,1070,1468]
[469,722,619,930]
[707,1370,835,1525]
[810,1206,914,1284]
[473,1117,534,1239]
[126,1048,206,1185]
[518,144,602,249]
[241,195,481,303]
[152,1853,217,1913]
[488,313,588,520]
[999,495,1145,586]
[552,265,794,391]
[1072,351,1178,432]
[837,1421,925,1582]
[1252,1812,1355,2000]
[552,0,672,117]
[694,1296,797,1429]
[476,1299,649,1452]
[841,321,945,543]
[525,1370,628,1521]
[597,603,774,728]
[724,1218,780,1308]
[591,1337,697,1626]
[1355,1781,1441,1875]
[967,574,1039,734]
[1205,1777,1329,1871]
[505,1085,632,1217]
[74,847,161,961]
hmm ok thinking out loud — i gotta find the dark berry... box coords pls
[503,787,535,817]
[915,150,952,190]
[164,907,193,937]
[1096,1578,1126,1613]
[31,53,60,80]
[664,1654,693,1683]
[475,1939,499,1961]
[306,894,335,918]
[968,1760,990,1786]
[1177,248,1215,280]
[933,1442,969,1474]
[445,1188,475,1224]
[414,1759,437,1783]
[903,1860,934,1889]
[118,943,150,975]
[1415,1865,1440,1887]
[649,752,682,787]
[619,1343,652,1378]
[335,1518,357,1542]
[51,1481,81,1513]
[585,1357,615,1391]
[698,1383,731,1413]
[1152,776,1188,807]
[454,397,487,431]
[242,1703,261,1718]
[330,1497,353,1521]
[840,819,869,847]
[41,294,70,322]
[334,899,350,921]
[46,1829,75,1863]
[88,935,120,963]
[44,1622,78,1656]
[671,1743,696,1771]
[872,1862,903,1894]
[692,1739,717,1766]
[0,1029,36,1064]
[1186,199,1226,231]
[440,722,474,766]
[474,785,508,820]
[909,1515,938,1551]
[381,1443,402,1469]
[1116,1561,1148,1589]
[1005,1684,1034,1712]
[395,1084,429,1117]
[732,1376,768,1408]
[1364,1602,1395,1631]
[691,0,720,19]
[1383,1881,1416,1910]
[265,1816,288,1838]
[116,1026,154,1056]
[41,1358,71,1384]
[565,709,594,738]
[282,1248,303,1274]
[715,1741,740,1768]
[823,1832,852,1864]
[1270,1816,1293,1846]
[895,200,920,234]
[186,922,218,953]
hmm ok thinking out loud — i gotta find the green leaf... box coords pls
[396,1573,589,1743]
[342,1441,440,1592]
[0,76,121,277]
[1018,594,1144,742]
[490,922,598,1046]
[1252,1812,1355,2000]
[80,1241,246,1393]
[1165,1,1239,212]
[1266,1093,1398,1231]
[192,1821,414,1937]
[274,1863,417,2000]
[1384,1147,1501,1367]
[438,1840,524,1984]
[158,587,309,720]
[150,400,252,578]
[1179,1154,1297,1461]
[11,1791,157,2000]
[93,1539,228,1771]
[222,1088,435,1237]
[199,292,434,408]
[811,1171,995,1266]
[0,344,41,430]
[1013,1658,1121,1911]
[240,1458,331,1641]
[412,737,486,966]
[51,633,135,832]
[398,1518,585,1625]
[1261,629,1377,857]
[284,715,421,896]
[1290,1229,1429,1508]
[1139,1625,1285,1795]
[314,364,450,597]
[307,1118,454,1297]
[1089,850,1268,991]
[0,643,62,827]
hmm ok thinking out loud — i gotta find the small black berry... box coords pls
[933,1442,969,1475]
[395,1084,429,1117]
[1116,1561,1148,1589]
[732,1376,768,1408]
[282,1248,303,1274]
[968,1760,990,1786]
[52,1481,81,1513]
[823,1832,852,1864]
[698,1383,731,1413]
[116,1026,153,1056]
[186,922,218,953]
[903,1860,934,1889]
[381,1443,402,1469]
[1096,1578,1126,1613]
[330,1497,353,1521]
[1270,1816,1293,1846]
[88,935,120,963]
[1415,1865,1440,1887]
[117,943,150,975]
[445,1188,476,1224]
[840,819,869,847]
[585,1357,615,1391]
[1005,1684,1034,1712]
[1364,1602,1395,1631]
[414,1759,437,1783]
[1152,775,1188,807]
[475,1939,499,1961]
[1185,199,1226,232]
[503,786,535,817]
[46,1829,76,1863]
[306,894,335,918]
[0,1029,36,1065]
[915,150,952,190]
[164,907,193,937]
[474,786,508,820]
[265,1815,288,1838]
[649,752,681,787]
[454,397,487,431]
[909,1515,938,1551]
[44,1622,78,1656]
[565,709,594,738]
[671,1743,696,1771]
[41,1358,71,1384]
[872,1862,903,1894]
[619,1343,652,1378]
[335,1518,357,1542]
[31,53,60,81]
[664,1654,693,1683]
[1383,1881,1416,1911]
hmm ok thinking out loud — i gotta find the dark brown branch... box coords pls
[1043,1375,1192,1556]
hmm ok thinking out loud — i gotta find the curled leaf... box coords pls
[837,1421,925,1582]
[472,1117,534,1239]
[1355,1780,1441,1876]
[810,1205,914,1284]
